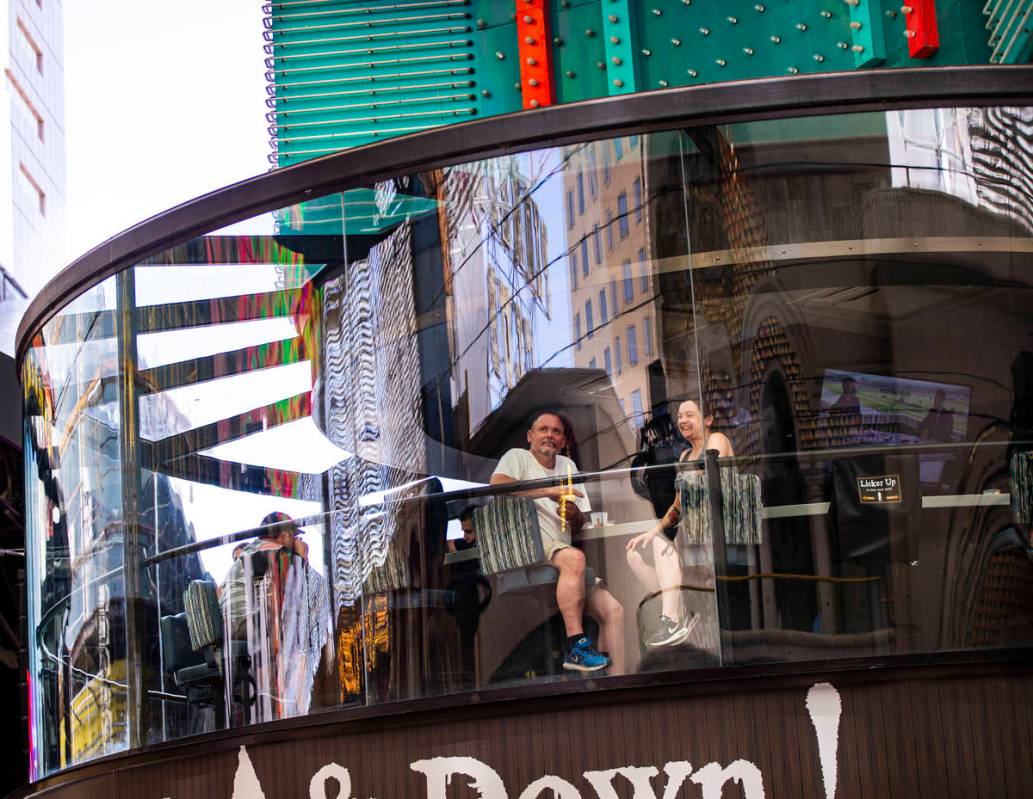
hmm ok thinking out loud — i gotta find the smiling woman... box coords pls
[14,70,1033,798]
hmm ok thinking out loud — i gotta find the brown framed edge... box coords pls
[10,647,1032,797]
[15,64,1033,366]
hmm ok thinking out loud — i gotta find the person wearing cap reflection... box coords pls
[491,412,624,674]
[219,511,333,719]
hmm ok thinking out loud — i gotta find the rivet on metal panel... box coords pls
[846,0,887,66]
[602,0,639,95]
[516,0,554,109]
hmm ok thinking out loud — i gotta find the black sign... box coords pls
[857,474,902,504]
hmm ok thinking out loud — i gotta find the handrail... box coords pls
[140,437,1027,569]
[16,65,1033,366]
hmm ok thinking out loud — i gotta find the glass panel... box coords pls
[684,107,1033,666]
[23,275,127,778]
[23,108,1033,772]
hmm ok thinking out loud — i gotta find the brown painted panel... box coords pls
[17,667,1033,799]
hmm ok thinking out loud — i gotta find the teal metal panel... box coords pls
[600,0,641,94]
[471,18,523,117]
[635,1,857,87]
[985,0,1033,63]
[266,0,1000,164]
[846,0,887,67]
[551,1,610,102]
[268,1,478,166]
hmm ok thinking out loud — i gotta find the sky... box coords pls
[64,1,270,260]
[61,3,309,582]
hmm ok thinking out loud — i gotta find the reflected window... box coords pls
[615,334,622,374]
[617,192,629,238]
[599,290,608,325]
[622,260,633,303]
[628,326,639,365]
[604,346,612,375]
[633,177,642,223]
[585,299,594,337]
[631,389,644,425]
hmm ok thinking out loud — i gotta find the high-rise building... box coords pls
[0,0,65,356]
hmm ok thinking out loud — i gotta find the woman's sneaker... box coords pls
[563,636,609,672]
[644,614,694,647]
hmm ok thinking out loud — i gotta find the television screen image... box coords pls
[819,369,971,448]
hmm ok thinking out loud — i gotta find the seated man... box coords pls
[491,412,624,674]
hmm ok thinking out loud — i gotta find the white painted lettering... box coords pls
[582,762,693,799]
[230,746,267,799]
[583,766,658,799]
[310,762,352,799]
[690,760,766,799]
[516,775,582,799]
[806,682,842,799]
[411,756,508,799]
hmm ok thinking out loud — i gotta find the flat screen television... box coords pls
[819,368,971,450]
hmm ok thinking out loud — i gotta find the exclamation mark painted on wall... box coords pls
[806,683,842,799]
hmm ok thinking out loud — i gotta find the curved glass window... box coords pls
[23,105,1033,776]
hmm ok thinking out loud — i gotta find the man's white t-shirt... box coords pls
[492,448,592,557]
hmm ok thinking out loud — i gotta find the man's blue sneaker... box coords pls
[563,636,609,672]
